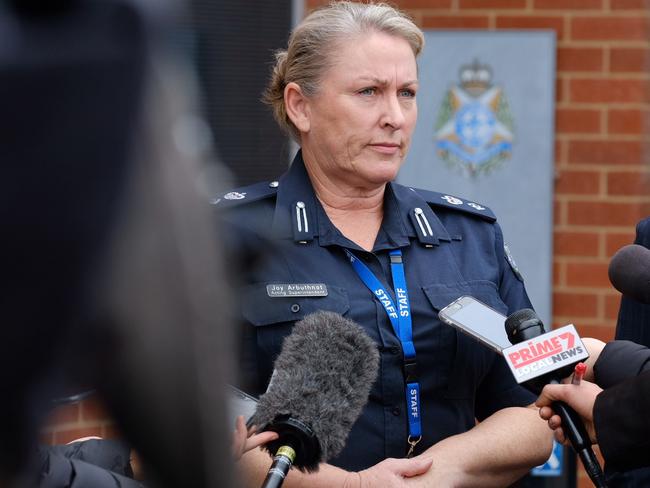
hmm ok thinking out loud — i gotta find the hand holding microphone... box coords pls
[248,311,380,488]
[504,309,607,488]
[535,379,603,446]
[438,297,607,487]
[231,416,279,461]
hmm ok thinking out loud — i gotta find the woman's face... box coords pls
[300,31,419,189]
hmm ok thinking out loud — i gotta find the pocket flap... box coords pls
[422,281,508,316]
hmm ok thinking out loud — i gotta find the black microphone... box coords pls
[249,311,379,488]
[505,309,608,488]
[608,244,650,304]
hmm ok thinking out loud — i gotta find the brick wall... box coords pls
[45,1,649,486]
[41,396,118,446]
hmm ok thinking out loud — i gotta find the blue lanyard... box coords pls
[344,249,422,451]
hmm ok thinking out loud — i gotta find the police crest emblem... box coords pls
[434,59,514,176]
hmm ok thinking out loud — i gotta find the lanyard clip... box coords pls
[404,358,418,382]
[406,435,422,458]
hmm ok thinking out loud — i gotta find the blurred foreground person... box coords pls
[1,1,233,486]
[36,438,144,488]
[215,2,551,486]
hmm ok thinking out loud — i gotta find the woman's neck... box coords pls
[304,158,386,252]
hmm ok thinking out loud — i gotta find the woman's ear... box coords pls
[284,82,310,133]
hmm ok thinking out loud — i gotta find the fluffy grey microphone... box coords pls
[249,310,379,473]
[608,244,650,304]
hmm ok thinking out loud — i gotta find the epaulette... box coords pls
[210,180,279,208]
[409,187,496,223]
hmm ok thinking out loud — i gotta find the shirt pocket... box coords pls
[423,281,508,400]
[241,282,350,365]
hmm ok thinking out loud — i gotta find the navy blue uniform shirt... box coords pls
[217,151,536,472]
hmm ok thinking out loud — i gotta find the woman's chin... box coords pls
[359,167,401,186]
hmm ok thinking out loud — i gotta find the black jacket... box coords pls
[594,370,650,472]
[37,440,144,488]
[591,340,650,477]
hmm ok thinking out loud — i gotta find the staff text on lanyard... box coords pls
[344,248,422,457]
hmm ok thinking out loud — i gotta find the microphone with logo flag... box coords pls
[248,311,379,488]
[438,296,607,487]
[504,309,607,488]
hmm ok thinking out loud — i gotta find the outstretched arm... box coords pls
[408,405,552,487]
[236,446,432,488]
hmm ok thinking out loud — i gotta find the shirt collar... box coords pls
[271,150,450,248]
[271,150,319,242]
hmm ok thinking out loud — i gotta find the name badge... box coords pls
[266,283,328,297]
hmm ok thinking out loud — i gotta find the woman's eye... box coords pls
[359,87,376,96]
[399,88,416,98]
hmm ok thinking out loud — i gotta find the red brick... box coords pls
[554,261,562,285]
[54,427,103,445]
[394,0,453,8]
[305,0,327,9]
[568,140,646,165]
[45,404,80,427]
[555,169,600,195]
[568,201,650,226]
[611,0,650,8]
[421,15,489,28]
[555,139,565,164]
[554,292,598,317]
[496,16,565,39]
[39,431,55,446]
[570,79,650,103]
[557,47,604,72]
[102,424,123,439]
[608,109,649,134]
[556,108,601,134]
[556,77,565,103]
[534,0,603,8]
[566,262,611,287]
[554,199,564,225]
[607,171,650,196]
[605,293,623,320]
[460,0,525,7]
[554,231,600,256]
[81,398,111,422]
[575,324,616,342]
[572,16,650,41]
[606,231,637,255]
[610,48,650,73]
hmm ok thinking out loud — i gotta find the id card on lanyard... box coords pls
[344,248,422,457]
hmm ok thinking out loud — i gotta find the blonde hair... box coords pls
[263,1,424,141]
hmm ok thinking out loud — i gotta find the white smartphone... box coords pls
[438,295,512,354]
[227,384,258,428]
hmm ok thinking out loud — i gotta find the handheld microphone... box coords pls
[249,311,379,488]
[608,244,650,304]
[438,297,606,487]
[504,309,607,488]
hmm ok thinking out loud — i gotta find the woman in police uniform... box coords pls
[219,2,552,487]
